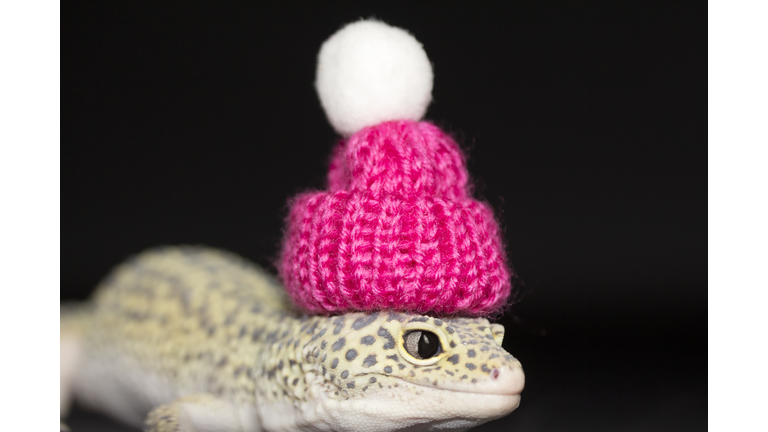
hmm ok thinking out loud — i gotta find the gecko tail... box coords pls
[60,302,91,418]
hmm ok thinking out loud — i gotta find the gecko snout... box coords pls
[484,365,525,396]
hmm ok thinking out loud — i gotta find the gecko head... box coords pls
[304,311,524,432]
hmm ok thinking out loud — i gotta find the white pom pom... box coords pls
[315,20,433,136]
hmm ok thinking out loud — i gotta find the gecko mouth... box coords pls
[397,377,523,397]
[394,365,525,397]
[390,377,523,419]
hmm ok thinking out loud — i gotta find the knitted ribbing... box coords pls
[280,120,511,316]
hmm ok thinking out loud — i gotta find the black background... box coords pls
[62,1,706,431]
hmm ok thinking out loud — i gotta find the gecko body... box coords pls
[60,246,524,432]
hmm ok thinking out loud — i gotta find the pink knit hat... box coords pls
[279,20,512,317]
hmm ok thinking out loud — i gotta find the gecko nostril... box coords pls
[491,368,500,380]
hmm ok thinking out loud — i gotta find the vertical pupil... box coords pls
[417,332,438,358]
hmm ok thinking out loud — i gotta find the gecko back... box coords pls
[60,246,293,427]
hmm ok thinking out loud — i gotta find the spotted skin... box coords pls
[62,247,524,432]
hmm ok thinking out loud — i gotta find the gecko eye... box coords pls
[403,330,441,359]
